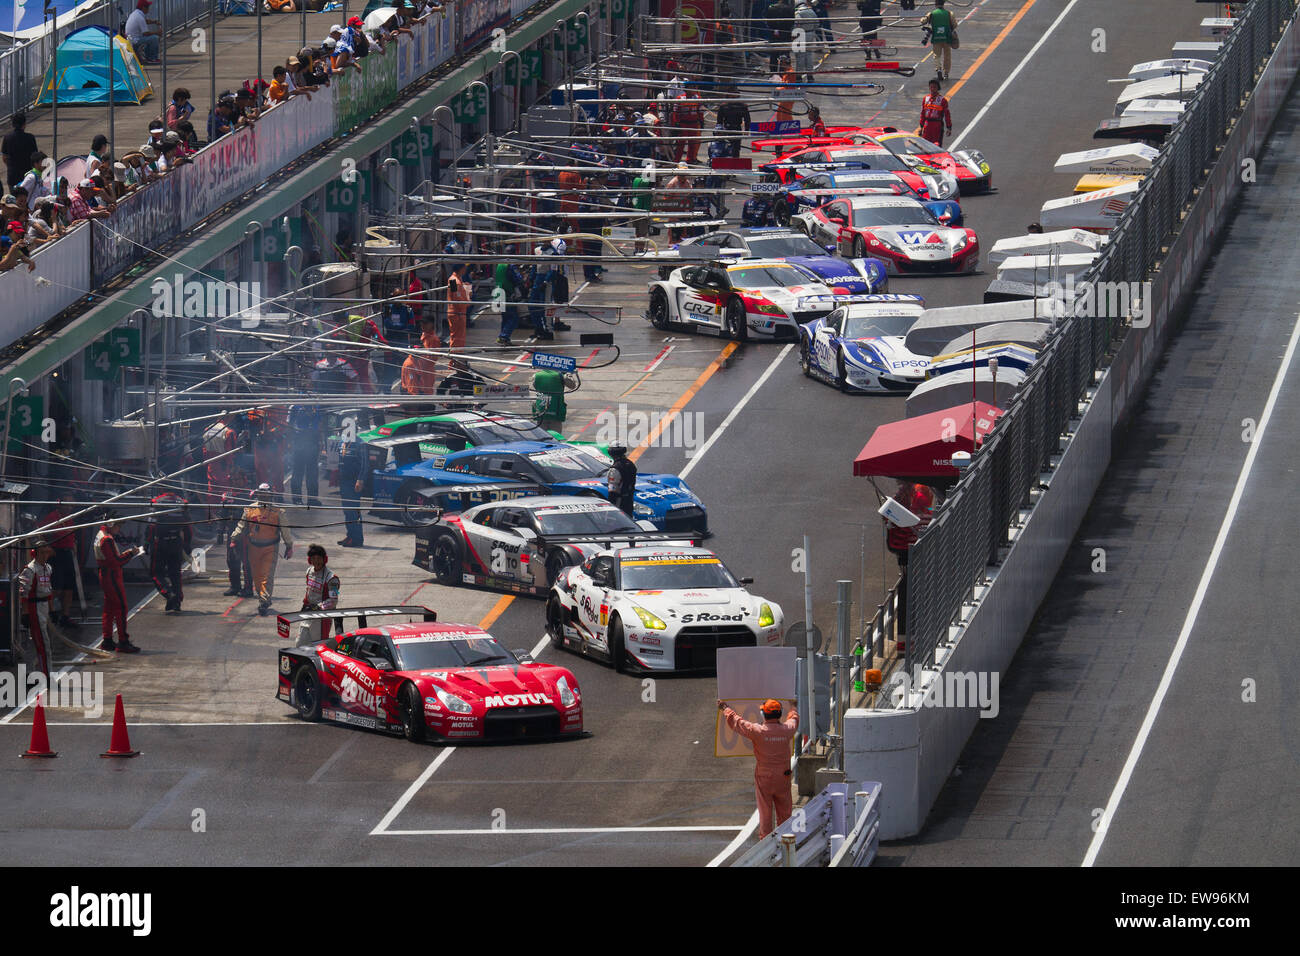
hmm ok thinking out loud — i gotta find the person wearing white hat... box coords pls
[229,483,293,615]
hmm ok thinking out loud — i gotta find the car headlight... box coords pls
[752,297,788,317]
[871,234,904,254]
[435,687,474,714]
[633,605,668,630]
[556,675,577,707]
[953,233,968,251]
[633,502,654,517]
[758,603,775,627]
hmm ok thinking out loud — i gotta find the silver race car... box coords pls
[413,496,696,596]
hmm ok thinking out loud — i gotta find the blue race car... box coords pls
[369,441,709,535]
[776,169,964,228]
[661,227,887,293]
[798,294,930,393]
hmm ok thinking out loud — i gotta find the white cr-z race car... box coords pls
[799,295,930,393]
[648,259,864,342]
[546,546,784,672]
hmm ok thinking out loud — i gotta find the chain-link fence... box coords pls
[2,0,220,123]
[903,0,1297,674]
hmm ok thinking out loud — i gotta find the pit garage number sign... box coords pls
[453,85,489,124]
[84,329,141,380]
[325,170,372,212]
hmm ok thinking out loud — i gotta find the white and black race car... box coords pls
[413,496,696,596]
[647,259,874,341]
[546,546,784,673]
[799,295,930,393]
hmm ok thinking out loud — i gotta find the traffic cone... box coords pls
[21,695,58,758]
[100,694,140,758]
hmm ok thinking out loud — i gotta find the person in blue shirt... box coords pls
[336,440,369,547]
[288,403,325,506]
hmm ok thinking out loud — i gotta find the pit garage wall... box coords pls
[846,11,1300,842]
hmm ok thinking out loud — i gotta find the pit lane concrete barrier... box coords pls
[732,783,881,867]
[844,3,1300,841]
[0,223,91,348]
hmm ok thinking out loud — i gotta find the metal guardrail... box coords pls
[903,0,1296,674]
[733,782,881,867]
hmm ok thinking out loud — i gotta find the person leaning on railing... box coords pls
[0,220,35,273]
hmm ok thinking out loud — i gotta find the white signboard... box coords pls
[715,646,797,758]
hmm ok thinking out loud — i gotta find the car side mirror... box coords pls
[740,576,754,585]
[824,244,837,255]
[369,658,393,671]
[512,648,534,664]
[515,527,537,540]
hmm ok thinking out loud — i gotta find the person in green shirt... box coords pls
[631,170,654,243]
[924,0,956,81]
[493,259,521,346]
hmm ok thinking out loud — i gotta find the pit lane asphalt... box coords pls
[0,0,1207,866]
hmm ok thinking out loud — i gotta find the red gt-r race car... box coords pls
[275,606,583,743]
[750,128,880,155]
[761,144,960,200]
[864,127,994,194]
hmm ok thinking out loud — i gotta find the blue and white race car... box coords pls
[657,227,887,293]
[774,169,963,228]
[372,441,709,535]
[798,294,930,393]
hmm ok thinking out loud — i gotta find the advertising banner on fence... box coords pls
[334,48,399,136]
[461,0,510,50]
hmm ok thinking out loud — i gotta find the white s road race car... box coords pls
[648,260,856,342]
[799,295,929,393]
[546,547,784,672]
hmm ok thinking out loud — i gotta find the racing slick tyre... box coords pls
[836,352,850,393]
[608,616,629,673]
[429,532,462,585]
[400,682,427,743]
[545,549,569,587]
[853,236,868,259]
[293,666,322,722]
[799,337,813,378]
[649,288,673,331]
[725,297,749,342]
[397,484,440,528]
[547,598,567,650]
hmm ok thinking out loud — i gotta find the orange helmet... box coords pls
[762,699,783,718]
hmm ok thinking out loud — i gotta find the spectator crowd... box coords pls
[1,0,442,271]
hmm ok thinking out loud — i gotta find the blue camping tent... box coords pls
[35,25,154,105]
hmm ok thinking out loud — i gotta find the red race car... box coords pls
[811,196,979,276]
[276,606,583,743]
[864,127,993,194]
[761,144,961,201]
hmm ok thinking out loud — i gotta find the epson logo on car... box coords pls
[483,693,554,708]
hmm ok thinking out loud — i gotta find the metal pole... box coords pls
[52,10,59,168]
[300,1,306,52]
[161,0,167,113]
[803,532,816,746]
[210,0,217,125]
[432,104,454,185]
[1,378,30,479]
[257,0,262,100]
[832,579,851,770]
[109,18,115,159]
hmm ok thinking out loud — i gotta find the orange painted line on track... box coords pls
[478,594,515,630]
[629,341,739,464]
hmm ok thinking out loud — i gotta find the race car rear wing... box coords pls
[276,605,438,645]
[533,530,701,549]
[405,481,549,511]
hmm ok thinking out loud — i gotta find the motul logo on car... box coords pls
[484,693,554,708]
[340,675,378,711]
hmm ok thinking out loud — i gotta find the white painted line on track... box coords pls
[1082,309,1300,867]
[707,811,762,866]
[949,0,1084,150]
[681,344,793,477]
[376,825,746,836]
[370,746,458,835]
[309,735,359,784]
[131,769,205,831]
